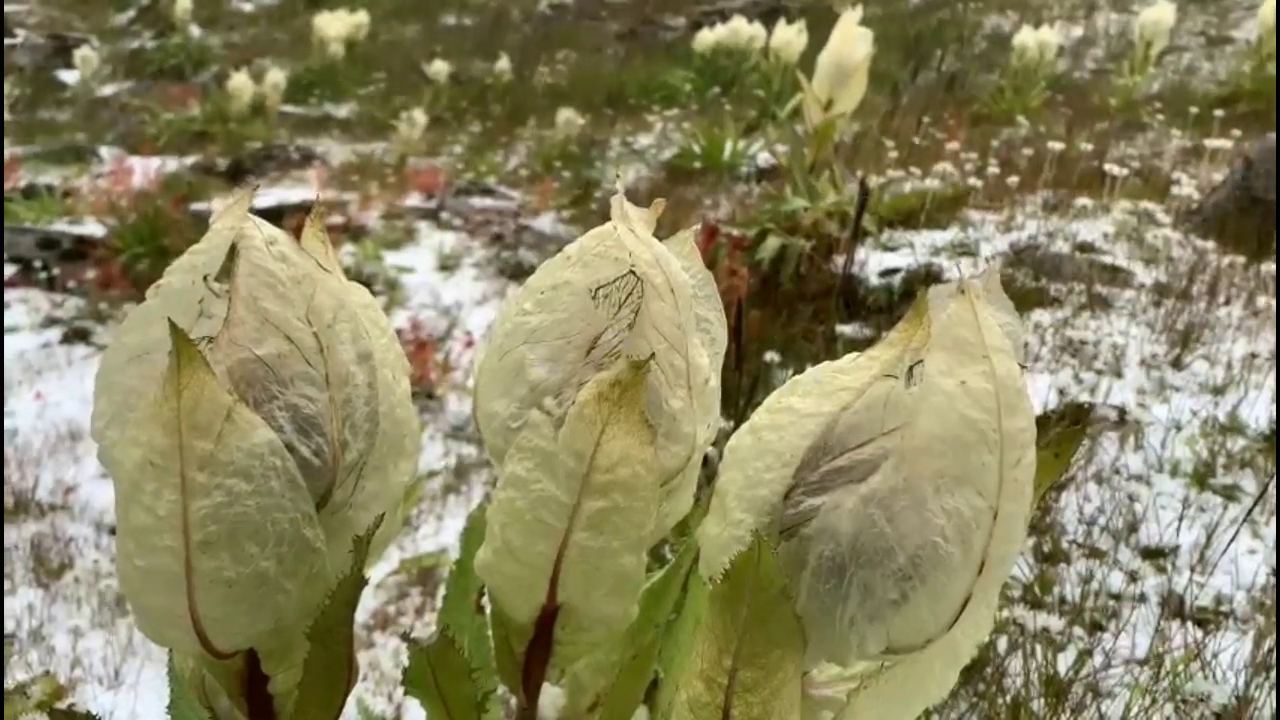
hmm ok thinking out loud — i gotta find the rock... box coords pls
[1185,134,1276,261]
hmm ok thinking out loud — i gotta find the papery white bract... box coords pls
[698,264,1037,720]
[91,191,419,716]
[800,5,875,129]
[473,185,727,547]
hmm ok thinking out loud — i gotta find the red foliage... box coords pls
[3,154,22,192]
[405,164,449,197]
[397,318,441,394]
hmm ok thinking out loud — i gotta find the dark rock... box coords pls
[1186,134,1276,261]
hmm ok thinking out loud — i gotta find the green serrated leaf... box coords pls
[403,631,486,720]
[1034,403,1094,509]
[652,572,707,720]
[563,538,699,719]
[288,515,384,720]
[166,653,212,720]
[489,603,528,703]
[437,503,496,681]
[668,536,804,720]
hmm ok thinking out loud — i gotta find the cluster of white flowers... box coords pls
[690,13,768,55]
[224,64,290,117]
[310,7,372,61]
[1133,0,1178,65]
[1009,22,1062,71]
[392,107,429,151]
[689,14,810,65]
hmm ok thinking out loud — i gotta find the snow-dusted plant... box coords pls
[310,7,371,62]
[406,185,1044,720]
[1114,0,1178,105]
[987,22,1062,119]
[91,190,419,720]
[699,264,1036,720]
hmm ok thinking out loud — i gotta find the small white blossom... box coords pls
[553,106,586,138]
[492,52,513,83]
[392,107,429,150]
[423,57,454,85]
[224,67,257,116]
[71,44,101,84]
[260,65,289,114]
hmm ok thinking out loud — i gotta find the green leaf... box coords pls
[668,536,804,720]
[562,539,699,719]
[651,571,708,720]
[489,604,528,703]
[166,653,212,720]
[437,503,497,681]
[288,515,384,720]
[402,502,500,718]
[1034,403,1094,509]
[403,631,487,720]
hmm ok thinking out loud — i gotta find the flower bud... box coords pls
[473,185,727,544]
[91,192,418,709]
[800,5,875,129]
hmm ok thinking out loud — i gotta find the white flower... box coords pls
[1259,0,1276,39]
[720,13,768,52]
[71,44,101,83]
[1034,23,1062,65]
[171,0,193,26]
[224,67,257,116]
[691,23,725,54]
[310,8,369,60]
[1010,22,1059,69]
[260,65,289,113]
[801,5,875,128]
[393,107,429,148]
[347,8,371,41]
[311,10,350,60]
[1009,24,1041,68]
[1134,0,1178,61]
[553,106,586,138]
[423,57,453,85]
[492,51,513,83]
[768,17,809,66]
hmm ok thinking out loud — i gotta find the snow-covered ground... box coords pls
[4,173,1276,718]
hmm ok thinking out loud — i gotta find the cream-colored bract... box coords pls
[472,184,727,545]
[475,358,662,665]
[90,190,419,716]
[699,264,1036,720]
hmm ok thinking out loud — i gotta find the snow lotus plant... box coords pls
[91,190,419,720]
[410,186,1045,720]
